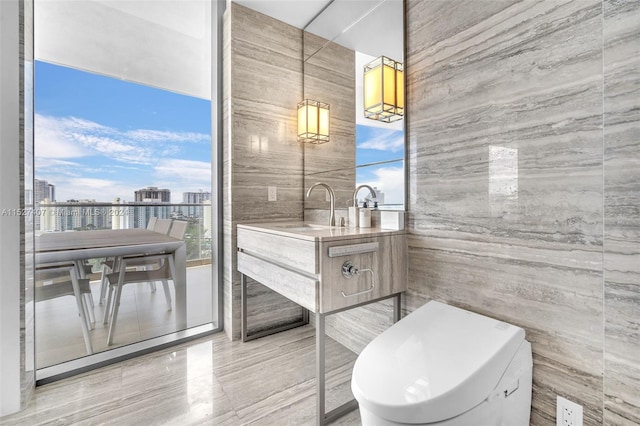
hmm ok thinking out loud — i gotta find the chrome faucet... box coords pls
[352,184,377,207]
[306,182,336,226]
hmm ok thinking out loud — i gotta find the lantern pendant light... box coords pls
[297,99,330,144]
[363,56,404,123]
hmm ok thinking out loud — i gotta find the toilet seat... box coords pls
[351,301,526,424]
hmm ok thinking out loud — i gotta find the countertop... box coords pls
[237,220,405,242]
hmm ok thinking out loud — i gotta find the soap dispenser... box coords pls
[359,201,371,228]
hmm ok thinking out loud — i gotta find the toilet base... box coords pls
[358,341,532,426]
[359,396,502,426]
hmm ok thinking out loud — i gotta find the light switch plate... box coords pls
[268,186,277,202]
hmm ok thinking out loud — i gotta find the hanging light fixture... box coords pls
[363,56,404,123]
[297,99,330,144]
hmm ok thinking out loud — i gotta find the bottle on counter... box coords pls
[348,206,359,228]
[359,206,371,228]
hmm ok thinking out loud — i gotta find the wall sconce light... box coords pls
[297,99,330,144]
[363,56,404,122]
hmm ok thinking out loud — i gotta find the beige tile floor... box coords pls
[2,325,362,425]
[36,265,215,368]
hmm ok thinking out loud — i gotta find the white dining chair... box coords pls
[155,220,188,305]
[103,253,178,346]
[102,219,187,310]
[146,218,174,293]
[153,218,173,235]
[102,220,188,345]
[35,264,94,355]
[168,220,188,240]
[98,217,172,304]
[146,216,158,231]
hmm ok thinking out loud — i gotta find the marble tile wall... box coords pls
[405,0,640,424]
[406,0,607,424]
[222,3,305,340]
[603,0,640,424]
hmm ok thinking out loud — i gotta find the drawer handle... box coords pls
[340,261,376,298]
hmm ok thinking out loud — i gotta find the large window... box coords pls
[33,0,219,373]
[35,62,211,209]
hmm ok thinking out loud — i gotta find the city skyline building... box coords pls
[182,190,211,218]
[110,197,131,230]
[182,190,211,204]
[134,186,171,203]
[34,178,55,203]
[39,199,113,232]
[34,181,213,231]
[133,186,172,229]
[34,179,55,230]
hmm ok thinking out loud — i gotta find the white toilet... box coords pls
[351,301,532,425]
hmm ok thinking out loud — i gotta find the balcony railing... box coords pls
[36,202,212,262]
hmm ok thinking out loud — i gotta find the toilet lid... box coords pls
[351,301,525,423]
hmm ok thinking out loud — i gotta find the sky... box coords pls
[35,60,405,206]
[356,125,405,206]
[35,61,212,203]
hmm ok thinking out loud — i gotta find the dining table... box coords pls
[36,229,188,333]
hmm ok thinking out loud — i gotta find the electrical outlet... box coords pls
[267,186,277,202]
[557,396,583,426]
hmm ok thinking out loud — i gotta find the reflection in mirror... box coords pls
[302,0,405,214]
[363,55,404,123]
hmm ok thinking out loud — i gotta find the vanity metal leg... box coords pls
[316,311,359,426]
[241,273,248,342]
[393,292,402,323]
[316,312,326,426]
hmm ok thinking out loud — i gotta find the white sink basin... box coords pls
[275,223,333,232]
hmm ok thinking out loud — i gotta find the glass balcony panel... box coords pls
[34,203,215,368]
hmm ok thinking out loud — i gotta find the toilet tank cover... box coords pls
[351,301,526,423]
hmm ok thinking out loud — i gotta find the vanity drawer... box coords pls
[238,251,318,312]
[318,234,407,314]
[237,227,318,274]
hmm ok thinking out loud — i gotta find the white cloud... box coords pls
[154,159,211,188]
[34,114,212,202]
[125,129,209,143]
[357,166,404,205]
[35,113,210,165]
[67,178,131,201]
[35,115,91,158]
[35,157,81,169]
[357,134,404,153]
[37,175,135,202]
[70,178,119,189]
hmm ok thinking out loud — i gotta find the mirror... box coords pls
[302,0,405,215]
